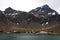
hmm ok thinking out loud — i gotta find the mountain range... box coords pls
[0,4,60,33]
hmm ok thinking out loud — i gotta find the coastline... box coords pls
[0,31,59,35]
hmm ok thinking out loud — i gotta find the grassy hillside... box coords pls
[44,22,60,34]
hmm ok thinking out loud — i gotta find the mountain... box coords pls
[0,4,60,33]
[29,4,59,25]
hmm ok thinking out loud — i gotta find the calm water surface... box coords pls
[0,34,60,40]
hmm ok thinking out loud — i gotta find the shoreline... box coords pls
[0,32,60,35]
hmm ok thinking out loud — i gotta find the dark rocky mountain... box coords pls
[29,4,59,25]
[4,7,16,13]
[0,4,60,30]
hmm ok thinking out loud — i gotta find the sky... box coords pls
[0,0,60,13]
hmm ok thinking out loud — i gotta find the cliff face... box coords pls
[0,5,60,33]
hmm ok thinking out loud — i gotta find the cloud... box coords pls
[0,0,60,13]
[0,0,40,12]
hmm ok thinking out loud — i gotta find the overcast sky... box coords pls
[0,0,60,13]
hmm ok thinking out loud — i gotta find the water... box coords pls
[0,34,60,40]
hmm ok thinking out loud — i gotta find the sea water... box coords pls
[0,34,60,40]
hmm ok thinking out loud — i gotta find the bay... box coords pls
[0,34,60,40]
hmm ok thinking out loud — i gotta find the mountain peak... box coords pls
[5,7,13,11]
[4,7,15,13]
[42,4,49,8]
[29,4,58,18]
